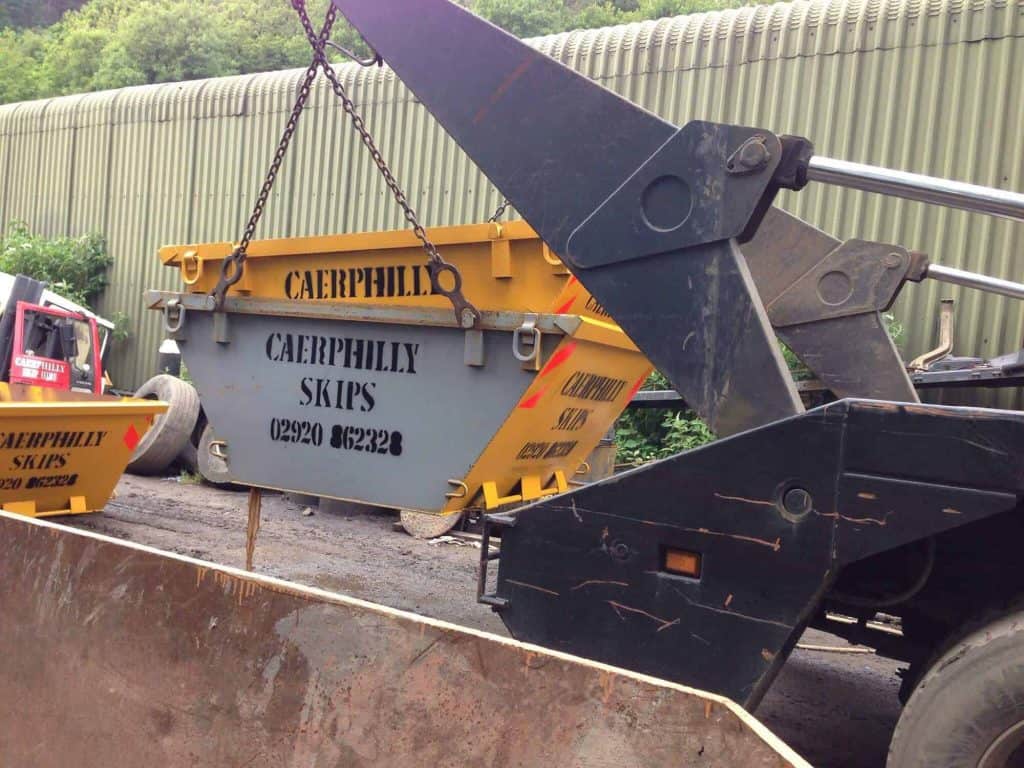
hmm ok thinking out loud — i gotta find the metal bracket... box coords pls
[163,299,185,335]
[512,313,541,368]
[212,312,230,345]
[564,122,783,270]
[477,511,517,609]
[464,329,485,367]
[909,300,955,371]
[180,250,203,286]
[444,479,469,500]
[765,241,913,326]
[743,208,920,402]
[324,39,382,67]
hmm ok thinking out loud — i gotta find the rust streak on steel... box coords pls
[473,54,536,126]
[607,600,681,632]
[713,493,776,508]
[815,510,892,526]
[650,580,793,630]
[572,579,629,591]
[506,579,560,596]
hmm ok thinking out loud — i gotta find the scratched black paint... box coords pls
[486,399,1024,709]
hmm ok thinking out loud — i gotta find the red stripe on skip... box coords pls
[539,341,578,379]
[554,294,578,315]
[627,373,648,401]
[518,386,548,409]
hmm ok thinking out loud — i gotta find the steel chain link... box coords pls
[212,0,480,328]
[488,198,512,223]
[209,12,333,308]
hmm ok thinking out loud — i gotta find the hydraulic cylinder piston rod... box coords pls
[926,263,1024,301]
[807,156,1024,222]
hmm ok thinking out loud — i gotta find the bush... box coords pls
[0,221,112,308]
[616,371,715,465]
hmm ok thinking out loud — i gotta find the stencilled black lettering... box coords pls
[26,473,79,490]
[269,418,324,446]
[516,440,579,461]
[266,332,420,376]
[551,407,591,432]
[559,371,628,403]
[329,424,403,457]
[0,432,105,451]
[584,295,611,318]
[10,452,69,471]
[298,378,377,413]
[284,265,436,301]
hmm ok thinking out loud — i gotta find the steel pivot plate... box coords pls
[742,208,921,402]
[331,0,802,436]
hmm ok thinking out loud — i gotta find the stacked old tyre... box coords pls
[126,375,201,476]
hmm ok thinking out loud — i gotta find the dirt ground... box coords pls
[72,474,903,768]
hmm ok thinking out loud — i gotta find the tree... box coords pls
[472,0,568,37]
[573,3,633,30]
[0,0,760,106]
[97,3,237,86]
[38,27,112,95]
[0,28,44,103]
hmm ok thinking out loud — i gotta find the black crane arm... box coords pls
[331,0,806,437]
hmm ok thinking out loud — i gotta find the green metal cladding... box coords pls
[1,0,1022,405]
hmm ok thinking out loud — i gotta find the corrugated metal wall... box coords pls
[1,0,1022,402]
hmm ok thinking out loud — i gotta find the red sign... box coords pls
[10,355,71,390]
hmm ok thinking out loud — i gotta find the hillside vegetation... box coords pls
[0,0,752,105]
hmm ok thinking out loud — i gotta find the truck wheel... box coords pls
[127,375,200,476]
[888,609,1024,768]
[197,423,235,487]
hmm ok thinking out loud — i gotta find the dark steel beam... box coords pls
[331,0,802,436]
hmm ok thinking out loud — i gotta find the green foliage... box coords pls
[1,0,756,105]
[178,469,202,484]
[2,0,336,102]
[110,310,131,342]
[0,28,45,104]
[0,221,112,308]
[473,0,568,37]
[615,371,716,465]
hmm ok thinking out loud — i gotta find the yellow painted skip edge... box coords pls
[159,220,542,266]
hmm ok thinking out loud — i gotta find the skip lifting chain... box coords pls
[210,0,481,329]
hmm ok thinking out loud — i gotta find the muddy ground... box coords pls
[72,474,902,768]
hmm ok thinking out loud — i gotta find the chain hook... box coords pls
[324,39,383,68]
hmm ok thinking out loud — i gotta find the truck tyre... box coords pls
[127,375,200,476]
[197,423,235,487]
[888,609,1024,768]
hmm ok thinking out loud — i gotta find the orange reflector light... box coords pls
[663,548,702,578]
